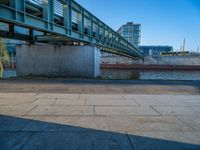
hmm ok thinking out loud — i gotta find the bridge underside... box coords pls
[0,0,143,59]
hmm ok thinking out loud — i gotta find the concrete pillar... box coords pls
[16,44,100,78]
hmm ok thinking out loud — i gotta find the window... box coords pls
[84,17,90,34]
[123,31,128,37]
[72,10,80,23]
[99,27,103,35]
[84,18,91,28]
[93,23,98,32]
[105,30,108,37]
[92,23,98,37]
[54,0,64,17]
[28,0,43,5]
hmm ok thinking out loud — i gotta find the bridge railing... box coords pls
[0,0,143,58]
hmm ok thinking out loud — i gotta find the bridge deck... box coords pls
[0,0,143,59]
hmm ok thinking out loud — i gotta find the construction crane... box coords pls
[183,38,185,52]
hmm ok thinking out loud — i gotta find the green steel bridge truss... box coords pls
[0,0,143,59]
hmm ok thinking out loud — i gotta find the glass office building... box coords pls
[117,22,141,47]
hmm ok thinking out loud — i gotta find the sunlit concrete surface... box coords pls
[0,80,200,149]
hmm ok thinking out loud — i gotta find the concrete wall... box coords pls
[101,52,142,64]
[101,69,139,80]
[101,52,200,66]
[16,44,100,78]
[101,69,200,81]
[140,70,200,81]
[162,56,200,65]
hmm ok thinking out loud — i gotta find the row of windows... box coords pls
[121,26,140,31]
[1,1,136,50]
[26,0,105,36]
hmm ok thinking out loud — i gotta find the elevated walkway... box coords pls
[0,0,143,59]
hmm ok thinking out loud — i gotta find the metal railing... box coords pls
[0,0,143,59]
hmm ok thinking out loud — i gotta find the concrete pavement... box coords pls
[0,79,200,94]
[0,91,200,150]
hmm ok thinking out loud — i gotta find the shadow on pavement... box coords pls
[1,78,200,86]
[0,79,200,94]
[0,115,199,150]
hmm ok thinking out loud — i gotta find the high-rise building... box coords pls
[117,22,141,47]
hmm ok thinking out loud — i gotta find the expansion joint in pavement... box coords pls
[126,132,135,150]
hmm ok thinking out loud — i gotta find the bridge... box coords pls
[0,0,143,78]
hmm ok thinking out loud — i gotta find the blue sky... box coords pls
[76,0,200,51]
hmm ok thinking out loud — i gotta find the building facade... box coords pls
[139,46,173,59]
[117,22,141,47]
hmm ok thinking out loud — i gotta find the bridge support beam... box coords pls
[16,44,100,78]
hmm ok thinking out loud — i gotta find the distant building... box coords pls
[139,46,173,58]
[117,22,141,47]
[161,51,189,57]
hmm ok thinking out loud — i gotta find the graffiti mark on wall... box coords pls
[0,38,10,78]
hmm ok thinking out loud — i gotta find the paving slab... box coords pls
[35,93,80,99]
[0,115,34,131]
[0,93,36,99]
[125,94,200,106]
[195,132,200,138]
[124,94,159,100]
[54,98,85,105]
[86,99,138,106]
[162,95,200,106]
[190,107,200,113]
[151,106,198,116]
[166,95,200,101]
[0,132,33,150]
[175,115,200,131]
[21,131,133,150]
[127,131,200,150]
[133,98,182,106]
[81,94,125,99]
[0,98,36,106]
[0,104,36,115]
[180,100,200,106]
[27,106,94,116]
[95,106,159,116]
[107,116,193,132]
[30,98,56,106]
[22,116,109,131]
[125,94,200,99]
